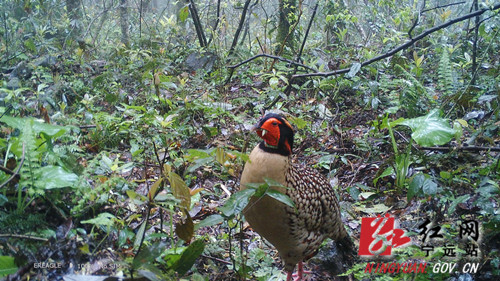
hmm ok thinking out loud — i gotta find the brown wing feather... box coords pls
[286,163,347,240]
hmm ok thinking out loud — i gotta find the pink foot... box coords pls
[286,262,312,281]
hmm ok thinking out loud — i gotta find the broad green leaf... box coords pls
[358,192,376,200]
[134,220,147,249]
[355,203,391,213]
[253,183,269,197]
[373,166,394,186]
[408,173,424,201]
[0,256,17,277]
[243,183,262,189]
[288,115,307,129]
[448,195,470,215]
[348,186,361,201]
[408,173,438,200]
[169,171,190,210]
[263,177,287,188]
[269,77,279,89]
[34,166,78,189]
[0,115,68,137]
[133,242,167,270]
[422,177,438,195]
[81,212,116,226]
[440,171,452,180]
[179,6,189,22]
[130,139,143,157]
[453,120,463,143]
[186,149,211,159]
[195,214,224,230]
[346,62,361,78]
[79,244,90,254]
[219,188,255,218]
[265,189,295,208]
[175,213,194,243]
[172,239,205,276]
[398,109,456,146]
[243,178,294,208]
[148,178,163,201]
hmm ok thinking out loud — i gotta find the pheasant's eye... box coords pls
[272,121,278,126]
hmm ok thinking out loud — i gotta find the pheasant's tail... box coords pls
[336,234,356,269]
[314,235,357,278]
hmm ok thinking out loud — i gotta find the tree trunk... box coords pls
[120,0,130,46]
[276,0,297,53]
[187,0,207,47]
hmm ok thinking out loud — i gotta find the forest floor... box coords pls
[2,55,499,281]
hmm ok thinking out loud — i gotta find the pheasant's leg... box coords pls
[291,262,313,281]
[286,271,293,281]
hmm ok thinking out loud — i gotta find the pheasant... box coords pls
[240,113,354,281]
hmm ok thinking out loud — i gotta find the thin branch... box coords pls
[471,0,480,85]
[139,0,143,39]
[201,254,232,265]
[422,1,466,13]
[0,165,14,175]
[292,3,500,80]
[0,234,49,242]
[207,0,222,46]
[419,146,500,152]
[228,53,317,72]
[228,0,252,57]
[79,124,97,129]
[408,0,426,39]
[476,14,499,29]
[296,1,318,63]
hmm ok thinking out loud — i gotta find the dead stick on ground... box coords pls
[0,234,49,242]
[419,146,500,152]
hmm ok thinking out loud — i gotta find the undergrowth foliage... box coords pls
[0,0,499,280]
[438,47,454,98]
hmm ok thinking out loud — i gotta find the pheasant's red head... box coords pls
[254,113,294,156]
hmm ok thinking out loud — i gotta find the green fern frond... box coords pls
[438,48,454,96]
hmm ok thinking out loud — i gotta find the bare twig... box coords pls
[0,234,49,242]
[408,0,426,39]
[0,165,14,175]
[292,3,500,80]
[471,0,480,85]
[419,146,500,152]
[79,125,97,129]
[228,0,252,57]
[422,1,466,13]
[228,53,317,72]
[201,254,232,265]
[296,2,318,63]
[207,0,222,46]
[152,141,166,178]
